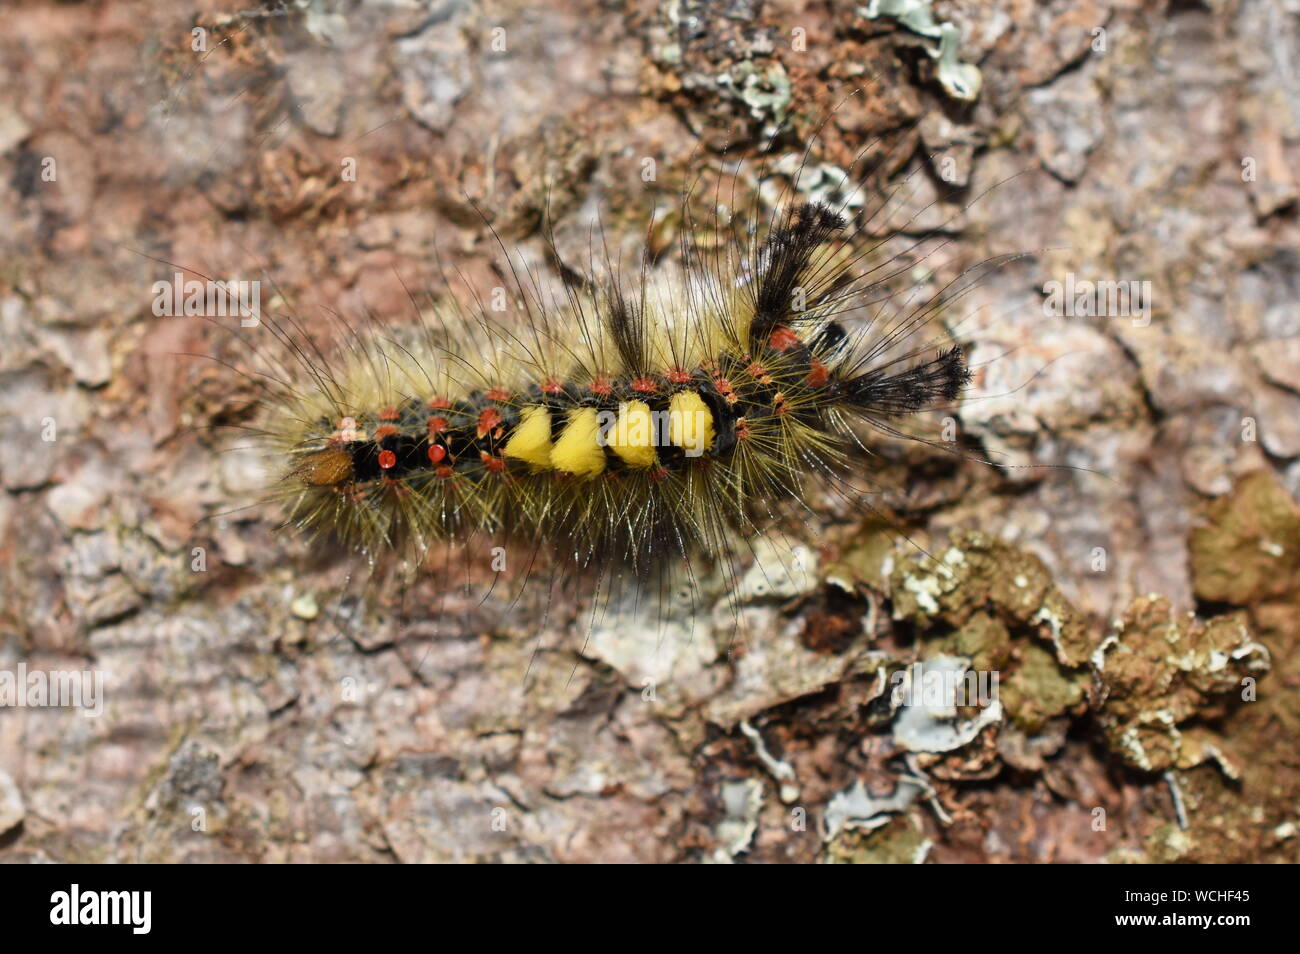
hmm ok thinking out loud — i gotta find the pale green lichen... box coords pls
[859,0,983,101]
[710,777,765,862]
[722,60,792,125]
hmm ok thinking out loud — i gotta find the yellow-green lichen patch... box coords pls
[888,531,1092,735]
[824,813,932,865]
[890,530,1093,668]
[998,642,1088,734]
[818,517,907,595]
[1191,469,1300,637]
[923,610,1087,734]
[1092,595,1270,774]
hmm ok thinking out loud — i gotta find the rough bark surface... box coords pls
[1,0,1297,863]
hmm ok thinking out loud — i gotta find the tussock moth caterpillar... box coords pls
[261,202,964,560]
[153,6,1047,660]
[192,150,1013,647]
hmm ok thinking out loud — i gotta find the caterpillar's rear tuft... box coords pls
[839,346,970,416]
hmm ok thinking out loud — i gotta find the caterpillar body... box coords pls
[249,198,972,592]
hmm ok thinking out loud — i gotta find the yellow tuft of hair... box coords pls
[503,405,554,471]
[551,406,607,476]
[669,390,715,458]
[608,400,658,469]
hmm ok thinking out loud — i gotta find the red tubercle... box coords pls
[589,377,613,397]
[486,386,511,403]
[541,378,564,395]
[481,451,506,474]
[373,424,399,440]
[427,416,448,435]
[647,466,669,483]
[435,465,454,479]
[477,407,503,439]
[377,406,399,421]
[807,358,830,388]
[428,444,447,463]
[428,397,452,410]
[666,368,693,384]
[735,417,751,441]
[377,449,397,470]
[630,377,659,394]
[768,327,801,352]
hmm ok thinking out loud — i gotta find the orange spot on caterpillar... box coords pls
[477,407,503,439]
[631,377,658,394]
[428,444,446,463]
[666,368,693,384]
[486,386,511,402]
[745,362,772,384]
[541,378,564,395]
[378,449,397,470]
[589,377,613,397]
[427,416,448,435]
[428,397,451,410]
[377,406,399,421]
[435,465,454,479]
[481,451,506,474]
[773,392,789,417]
[768,327,801,352]
[713,377,738,405]
[735,417,751,441]
[373,424,399,440]
[807,358,829,388]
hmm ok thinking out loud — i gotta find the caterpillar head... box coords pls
[296,447,354,487]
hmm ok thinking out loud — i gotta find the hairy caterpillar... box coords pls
[258,198,961,566]
[151,9,1024,640]
[218,176,990,626]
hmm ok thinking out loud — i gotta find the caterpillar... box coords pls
[227,183,984,620]
[154,12,1021,637]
